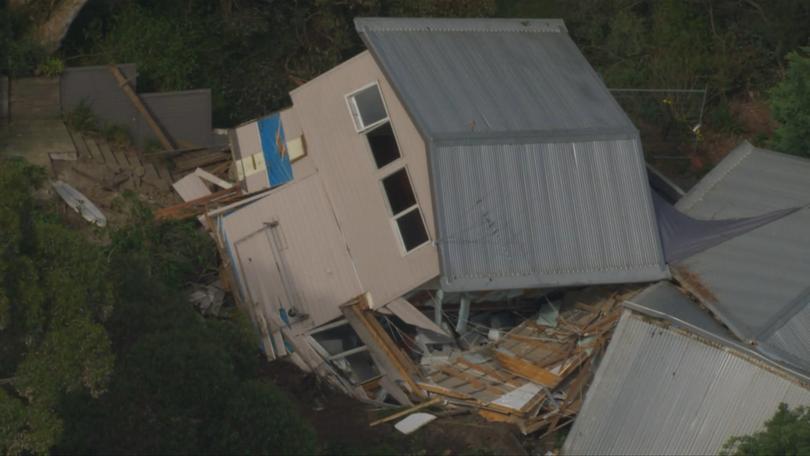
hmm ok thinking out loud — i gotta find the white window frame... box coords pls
[345,82,390,133]
[307,320,380,385]
[380,167,431,255]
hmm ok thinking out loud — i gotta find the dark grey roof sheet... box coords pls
[674,141,810,374]
[356,17,667,291]
[625,281,733,338]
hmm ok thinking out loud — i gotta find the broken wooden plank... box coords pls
[85,138,102,162]
[494,349,563,389]
[97,141,119,169]
[437,366,508,396]
[68,130,90,159]
[111,145,130,167]
[108,64,175,150]
[346,295,424,399]
[417,382,475,401]
[369,397,442,427]
[338,297,418,405]
[154,186,242,220]
[456,357,522,387]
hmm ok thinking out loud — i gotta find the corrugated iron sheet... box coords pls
[356,17,667,291]
[432,136,666,291]
[355,18,634,137]
[673,141,810,374]
[564,311,810,455]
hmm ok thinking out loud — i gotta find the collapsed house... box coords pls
[181,17,808,440]
[191,17,680,434]
[564,142,810,454]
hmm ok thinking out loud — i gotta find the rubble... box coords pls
[413,288,632,435]
[288,288,635,435]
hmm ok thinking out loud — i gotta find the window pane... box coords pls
[382,169,416,215]
[345,351,380,384]
[311,323,363,356]
[367,123,401,168]
[353,85,387,128]
[397,208,429,251]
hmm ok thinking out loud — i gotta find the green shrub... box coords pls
[63,100,100,133]
[769,48,810,156]
[101,124,131,146]
[35,56,64,77]
[6,37,48,77]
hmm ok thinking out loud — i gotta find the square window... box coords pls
[396,208,429,251]
[348,84,387,131]
[367,123,401,169]
[311,322,363,356]
[382,169,417,215]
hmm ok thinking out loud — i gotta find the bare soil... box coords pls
[262,360,552,455]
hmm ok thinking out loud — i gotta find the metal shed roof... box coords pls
[564,311,810,456]
[673,141,810,375]
[356,17,667,291]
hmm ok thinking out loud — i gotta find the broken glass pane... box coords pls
[352,85,387,129]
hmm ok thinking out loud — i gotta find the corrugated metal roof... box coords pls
[356,17,667,291]
[673,141,810,374]
[355,18,633,138]
[564,311,810,456]
[432,137,666,290]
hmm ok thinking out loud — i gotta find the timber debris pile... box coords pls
[417,288,631,435]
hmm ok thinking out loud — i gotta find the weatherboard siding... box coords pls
[290,51,439,308]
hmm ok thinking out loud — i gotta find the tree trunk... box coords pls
[11,0,91,53]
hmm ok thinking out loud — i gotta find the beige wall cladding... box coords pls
[223,173,364,332]
[290,51,439,307]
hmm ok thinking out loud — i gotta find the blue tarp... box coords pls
[258,114,293,187]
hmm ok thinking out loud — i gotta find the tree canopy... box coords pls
[0,160,114,454]
[769,48,810,156]
[722,403,810,456]
[0,161,315,455]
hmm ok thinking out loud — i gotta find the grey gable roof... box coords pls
[356,17,668,291]
[674,141,810,375]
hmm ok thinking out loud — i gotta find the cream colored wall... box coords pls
[290,51,439,307]
[222,173,364,333]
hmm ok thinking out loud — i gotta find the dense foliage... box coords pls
[55,0,810,129]
[62,0,496,125]
[722,403,810,455]
[0,160,113,454]
[769,48,810,156]
[0,162,315,455]
[0,7,50,77]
